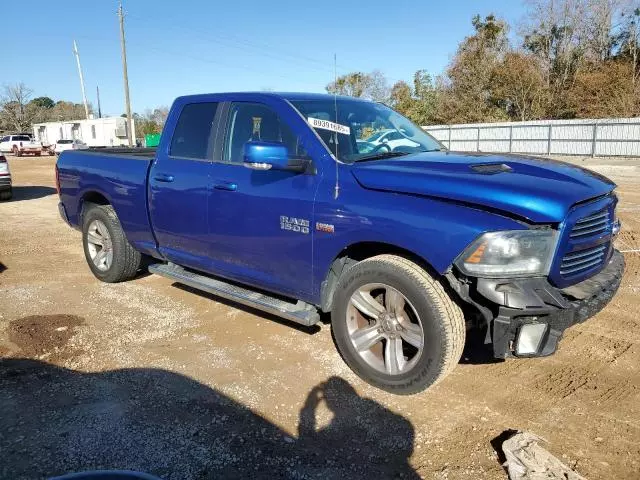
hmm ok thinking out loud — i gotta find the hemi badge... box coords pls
[316,222,335,233]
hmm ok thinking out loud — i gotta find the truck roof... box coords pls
[173,92,373,104]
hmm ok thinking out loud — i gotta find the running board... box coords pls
[148,263,320,327]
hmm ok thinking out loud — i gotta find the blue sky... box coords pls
[4,1,526,116]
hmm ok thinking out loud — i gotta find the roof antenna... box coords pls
[333,53,340,200]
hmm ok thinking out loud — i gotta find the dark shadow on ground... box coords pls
[0,359,418,479]
[490,429,518,473]
[458,327,504,365]
[174,283,322,335]
[10,186,57,201]
[0,262,6,273]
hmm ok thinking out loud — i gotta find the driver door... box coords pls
[206,102,320,299]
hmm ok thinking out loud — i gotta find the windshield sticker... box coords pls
[308,117,351,135]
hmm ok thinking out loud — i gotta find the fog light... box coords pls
[515,323,548,356]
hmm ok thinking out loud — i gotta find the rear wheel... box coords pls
[0,188,11,201]
[82,204,142,283]
[332,255,465,395]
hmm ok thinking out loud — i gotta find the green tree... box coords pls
[326,70,390,102]
[437,14,510,123]
[31,96,55,109]
[326,72,371,98]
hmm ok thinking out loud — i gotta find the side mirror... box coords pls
[243,141,308,173]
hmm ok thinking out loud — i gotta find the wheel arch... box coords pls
[79,190,111,224]
[319,241,442,313]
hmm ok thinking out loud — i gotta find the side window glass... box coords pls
[226,102,308,164]
[170,102,218,159]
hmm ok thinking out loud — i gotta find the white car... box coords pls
[0,153,12,200]
[365,129,420,151]
[0,134,43,156]
[54,139,89,155]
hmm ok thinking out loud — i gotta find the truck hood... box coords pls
[350,152,616,223]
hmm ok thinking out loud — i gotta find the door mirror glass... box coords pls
[243,141,306,173]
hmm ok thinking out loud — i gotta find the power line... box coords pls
[126,12,353,75]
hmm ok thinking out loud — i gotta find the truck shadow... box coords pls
[10,185,57,201]
[0,359,419,479]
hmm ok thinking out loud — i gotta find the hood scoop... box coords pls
[470,163,513,174]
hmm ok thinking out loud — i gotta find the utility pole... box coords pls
[96,85,102,119]
[73,40,90,120]
[118,1,133,146]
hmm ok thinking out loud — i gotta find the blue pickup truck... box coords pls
[56,92,624,394]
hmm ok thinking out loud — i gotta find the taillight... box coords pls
[55,164,60,195]
[72,143,77,149]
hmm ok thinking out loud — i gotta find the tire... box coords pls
[0,188,11,201]
[35,152,41,156]
[82,204,142,283]
[332,254,465,395]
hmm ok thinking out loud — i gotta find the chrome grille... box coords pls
[560,244,608,276]
[569,210,609,239]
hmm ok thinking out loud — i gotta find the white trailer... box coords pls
[32,116,137,148]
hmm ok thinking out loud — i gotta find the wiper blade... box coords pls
[354,151,410,162]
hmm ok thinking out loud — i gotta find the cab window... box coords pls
[225,103,308,164]
[169,102,218,159]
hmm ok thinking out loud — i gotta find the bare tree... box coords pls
[366,70,391,103]
[0,83,44,132]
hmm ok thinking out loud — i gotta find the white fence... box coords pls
[423,117,640,157]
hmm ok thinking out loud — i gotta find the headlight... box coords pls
[455,230,558,277]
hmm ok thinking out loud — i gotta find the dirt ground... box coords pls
[0,154,638,480]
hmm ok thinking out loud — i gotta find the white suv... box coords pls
[54,139,89,155]
[0,135,43,156]
[365,129,421,151]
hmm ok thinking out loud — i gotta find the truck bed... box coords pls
[57,149,158,257]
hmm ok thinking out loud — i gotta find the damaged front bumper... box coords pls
[448,250,625,359]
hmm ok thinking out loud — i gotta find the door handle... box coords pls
[213,181,238,192]
[154,174,175,183]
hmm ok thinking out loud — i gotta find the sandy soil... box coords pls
[0,155,638,479]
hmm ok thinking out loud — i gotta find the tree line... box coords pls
[327,0,640,125]
[0,83,91,133]
[0,82,169,138]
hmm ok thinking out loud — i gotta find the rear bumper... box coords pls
[449,250,625,359]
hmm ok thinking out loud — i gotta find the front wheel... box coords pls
[332,255,465,395]
[82,204,143,283]
[0,188,12,201]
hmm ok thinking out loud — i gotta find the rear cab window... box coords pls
[169,102,219,159]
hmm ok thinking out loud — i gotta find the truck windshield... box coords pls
[289,98,443,163]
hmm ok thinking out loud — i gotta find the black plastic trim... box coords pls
[449,250,624,359]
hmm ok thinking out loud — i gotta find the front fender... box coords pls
[312,176,526,300]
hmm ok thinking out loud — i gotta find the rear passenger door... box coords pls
[149,101,220,270]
